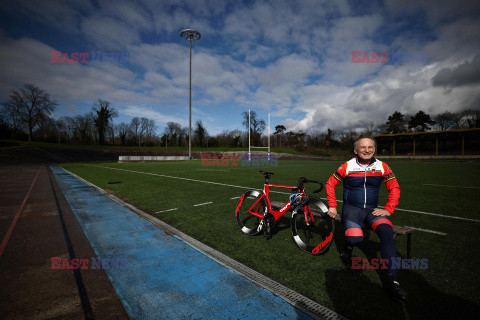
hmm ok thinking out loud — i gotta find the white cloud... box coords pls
[81,16,142,50]
[99,0,153,32]
[0,36,149,116]
[1,0,479,136]
[122,105,187,127]
[282,56,480,133]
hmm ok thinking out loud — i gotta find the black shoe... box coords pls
[340,245,353,265]
[383,276,407,302]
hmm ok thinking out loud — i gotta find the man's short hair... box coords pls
[354,134,376,150]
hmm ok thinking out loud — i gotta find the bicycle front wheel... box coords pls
[235,190,267,236]
[291,197,335,255]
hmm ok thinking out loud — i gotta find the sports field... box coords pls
[60,159,480,320]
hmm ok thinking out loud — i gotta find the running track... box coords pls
[0,163,342,319]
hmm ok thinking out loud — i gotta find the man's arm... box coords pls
[325,163,347,218]
[377,162,400,215]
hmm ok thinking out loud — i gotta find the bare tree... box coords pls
[140,117,157,146]
[216,129,231,147]
[130,117,142,146]
[459,109,480,128]
[36,113,57,142]
[307,130,326,148]
[56,117,72,144]
[115,122,130,146]
[179,126,188,147]
[274,125,286,148]
[361,121,377,135]
[92,99,118,145]
[194,120,208,147]
[285,130,307,150]
[73,113,95,145]
[106,124,115,145]
[2,83,57,142]
[339,129,358,148]
[325,128,337,148]
[163,122,183,147]
[230,129,244,147]
[433,111,459,130]
[0,100,25,138]
[242,111,265,146]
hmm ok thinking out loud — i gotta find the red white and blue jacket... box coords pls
[325,157,400,214]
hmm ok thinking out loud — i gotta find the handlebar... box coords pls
[260,171,323,194]
[296,177,323,194]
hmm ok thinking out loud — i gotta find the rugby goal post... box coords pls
[248,109,270,162]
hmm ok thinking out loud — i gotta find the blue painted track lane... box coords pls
[51,166,317,320]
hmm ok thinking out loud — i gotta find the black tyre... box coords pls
[235,190,267,236]
[291,197,335,255]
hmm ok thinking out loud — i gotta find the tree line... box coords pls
[1,83,478,150]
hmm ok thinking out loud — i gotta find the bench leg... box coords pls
[407,233,412,259]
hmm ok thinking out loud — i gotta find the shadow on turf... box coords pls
[325,267,479,320]
[328,225,480,319]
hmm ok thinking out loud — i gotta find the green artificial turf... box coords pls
[60,159,480,320]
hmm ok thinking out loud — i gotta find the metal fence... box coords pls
[374,128,480,158]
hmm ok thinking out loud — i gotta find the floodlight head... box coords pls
[181,29,201,41]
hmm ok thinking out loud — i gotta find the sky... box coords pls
[0,0,479,136]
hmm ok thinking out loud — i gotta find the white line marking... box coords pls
[86,164,480,223]
[403,226,447,236]
[193,202,213,207]
[281,165,307,167]
[423,183,480,189]
[230,196,240,199]
[155,208,178,213]
[393,208,480,222]
[87,164,256,190]
[317,197,480,223]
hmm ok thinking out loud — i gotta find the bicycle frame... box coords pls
[236,172,333,255]
[246,183,316,224]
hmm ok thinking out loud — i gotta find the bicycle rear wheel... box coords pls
[291,197,335,255]
[235,190,267,236]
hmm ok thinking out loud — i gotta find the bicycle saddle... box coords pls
[259,170,275,176]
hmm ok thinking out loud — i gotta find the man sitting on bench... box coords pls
[325,134,406,302]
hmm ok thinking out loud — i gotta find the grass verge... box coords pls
[60,159,480,320]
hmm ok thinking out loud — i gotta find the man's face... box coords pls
[354,138,375,162]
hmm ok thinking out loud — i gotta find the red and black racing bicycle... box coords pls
[235,170,335,255]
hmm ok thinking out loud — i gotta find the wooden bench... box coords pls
[270,200,414,259]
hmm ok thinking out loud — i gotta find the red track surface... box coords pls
[0,164,129,319]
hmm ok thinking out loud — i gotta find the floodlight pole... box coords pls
[268,113,270,161]
[181,29,201,160]
[248,109,251,162]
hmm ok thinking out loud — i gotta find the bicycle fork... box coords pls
[293,205,315,226]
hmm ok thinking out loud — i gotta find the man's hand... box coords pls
[372,208,391,216]
[327,207,337,218]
